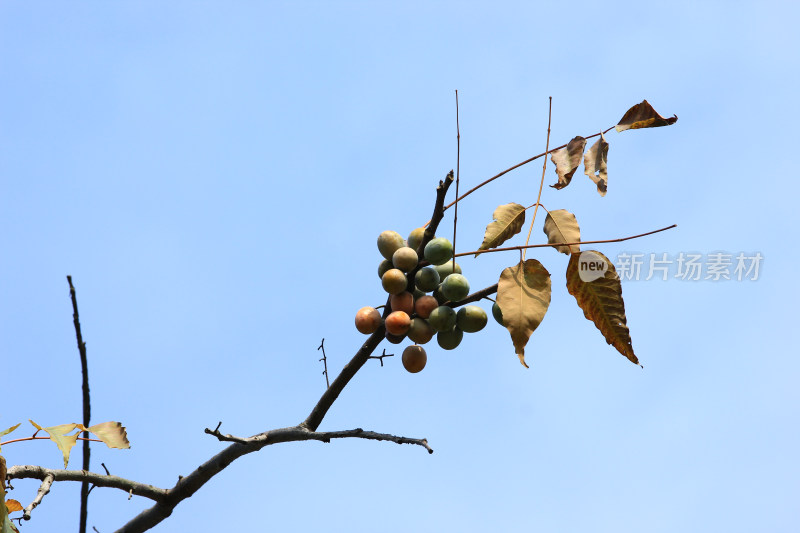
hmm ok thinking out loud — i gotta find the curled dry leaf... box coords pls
[566,251,639,365]
[475,203,526,256]
[87,421,130,450]
[550,136,586,190]
[4,501,21,513]
[543,210,581,255]
[584,133,609,196]
[497,259,551,368]
[615,100,677,132]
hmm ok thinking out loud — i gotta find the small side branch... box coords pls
[317,339,330,389]
[367,348,394,367]
[203,424,432,453]
[22,473,54,521]
[419,170,455,250]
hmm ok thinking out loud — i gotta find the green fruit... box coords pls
[408,318,434,344]
[456,305,488,333]
[441,273,470,302]
[434,261,461,280]
[414,266,440,292]
[355,307,382,334]
[378,259,393,279]
[437,327,463,350]
[381,269,408,295]
[428,305,456,332]
[392,247,418,272]
[407,228,426,252]
[492,302,504,325]
[413,287,427,300]
[377,230,406,261]
[423,237,454,266]
[402,345,427,373]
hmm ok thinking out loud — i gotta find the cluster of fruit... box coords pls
[355,229,491,374]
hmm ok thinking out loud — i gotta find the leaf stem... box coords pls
[456,224,677,258]
[1,436,103,446]
[523,97,552,260]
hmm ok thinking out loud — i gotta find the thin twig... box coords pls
[1,436,102,446]
[456,224,677,258]
[367,348,394,367]
[523,97,552,260]
[318,339,330,389]
[452,89,460,272]
[67,275,92,533]
[204,424,432,453]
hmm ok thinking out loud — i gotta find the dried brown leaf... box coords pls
[584,133,609,196]
[497,259,551,368]
[475,203,526,256]
[4,501,21,514]
[566,251,639,365]
[543,210,581,255]
[615,100,677,132]
[550,136,586,190]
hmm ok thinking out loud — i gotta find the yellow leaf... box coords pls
[566,251,639,365]
[40,424,80,468]
[497,259,551,368]
[550,136,586,190]
[615,100,677,132]
[543,210,581,255]
[583,134,609,196]
[0,424,21,454]
[475,203,526,257]
[88,422,130,450]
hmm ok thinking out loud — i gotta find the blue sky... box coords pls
[1,2,798,532]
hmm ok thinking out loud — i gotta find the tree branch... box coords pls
[9,173,457,533]
[21,472,54,521]
[205,424,432,453]
[67,275,92,533]
[6,465,168,502]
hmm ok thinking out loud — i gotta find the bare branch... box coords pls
[67,275,92,533]
[6,465,168,502]
[204,425,431,453]
[22,473,54,521]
